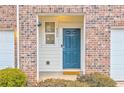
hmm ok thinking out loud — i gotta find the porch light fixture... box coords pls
[38,21,42,27]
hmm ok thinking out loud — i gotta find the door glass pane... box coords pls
[46,34,55,44]
[45,22,55,33]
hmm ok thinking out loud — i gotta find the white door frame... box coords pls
[36,14,86,81]
[60,26,83,72]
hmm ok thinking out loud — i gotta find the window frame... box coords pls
[44,21,57,45]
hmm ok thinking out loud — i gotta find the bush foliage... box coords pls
[0,68,27,87]
[77,72,116,87]
[35,73,116,87]
[0,68,116,87]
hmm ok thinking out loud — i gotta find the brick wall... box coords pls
[19,5,124,82]
[0,5,17,67]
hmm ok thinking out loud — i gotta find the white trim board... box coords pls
[17,5,19,68]
[36,15,39,81]
[38,13,84,16]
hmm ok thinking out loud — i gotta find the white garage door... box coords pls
[0,31,14,69]
[111,29,124,81]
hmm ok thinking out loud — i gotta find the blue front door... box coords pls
[63,28,80,69]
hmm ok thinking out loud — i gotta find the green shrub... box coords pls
[0,68,27,87]
[77,72,116,87]
[36,79,89,87]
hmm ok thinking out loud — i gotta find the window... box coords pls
[46,34,55,44]
[45,22,55,44]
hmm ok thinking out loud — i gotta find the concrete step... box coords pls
[116,82,124,87]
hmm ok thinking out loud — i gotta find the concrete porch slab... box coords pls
[116,82,124,87]
[39,71,78,81]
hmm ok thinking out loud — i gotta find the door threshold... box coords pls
[63,69,81,71]
[63,71,80,75]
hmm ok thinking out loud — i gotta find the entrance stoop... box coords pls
[39,71,79,81]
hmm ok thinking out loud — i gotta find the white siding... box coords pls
[39,16,83,71]
[111,29,124,81]
[0,31,14,69]
[39,48,62,71]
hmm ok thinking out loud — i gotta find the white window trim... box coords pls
[44,22,56,45]
[41,21,58,47]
